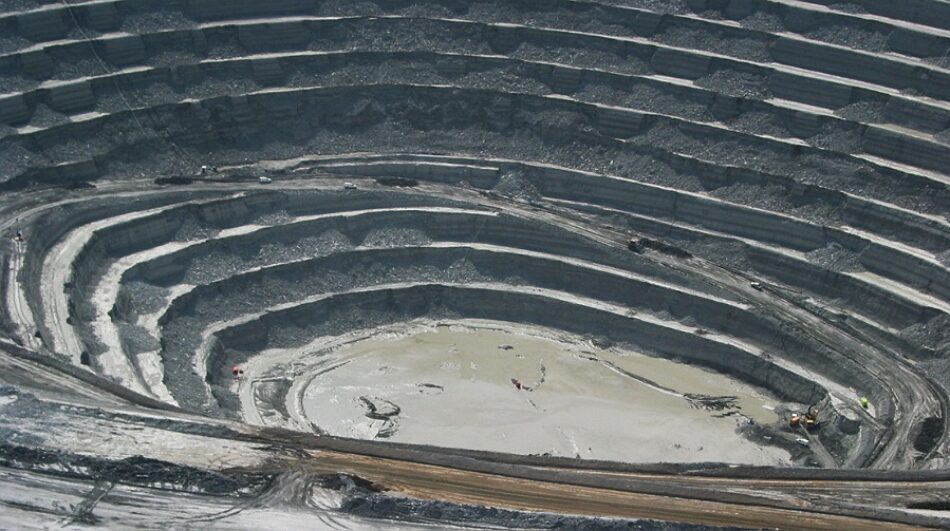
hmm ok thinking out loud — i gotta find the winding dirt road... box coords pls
[294,449,938,530]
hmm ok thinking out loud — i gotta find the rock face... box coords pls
[0,0,949,528]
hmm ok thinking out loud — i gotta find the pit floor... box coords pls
[297,322,789,465]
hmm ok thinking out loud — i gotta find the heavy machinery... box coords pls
[790,405,820,430]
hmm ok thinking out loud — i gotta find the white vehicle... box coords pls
[344,182,357,190]
[795,437,810,447]
[258,176,272,184]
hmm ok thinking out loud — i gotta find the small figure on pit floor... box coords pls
[199,165,219,176]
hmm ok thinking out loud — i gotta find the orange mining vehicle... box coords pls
[790,406,820,430]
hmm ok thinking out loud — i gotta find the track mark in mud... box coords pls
[510,362,546,392]
[65,479,113,526]
[582,354,746,418]
[580,353,680,398]
[359,396,401,439]
[359,396,401,421]
[417,383,444,394]
[314,360,353,377]
[685,394,741,412]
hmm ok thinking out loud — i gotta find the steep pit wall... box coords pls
[310,155,947,337]
[13,190,223,353]
[64,190,469,364]
[159,245,888,419]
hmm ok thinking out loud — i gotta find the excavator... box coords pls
[789,405,820,430]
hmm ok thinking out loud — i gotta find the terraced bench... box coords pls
[1,0,946,475]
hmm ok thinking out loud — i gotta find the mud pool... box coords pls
[295,323,787,465]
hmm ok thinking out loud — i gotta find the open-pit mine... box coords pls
[1,0,949,529]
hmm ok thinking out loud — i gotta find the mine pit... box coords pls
[1,0,948,528]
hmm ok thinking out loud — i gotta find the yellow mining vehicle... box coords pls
[790,405,820,430]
